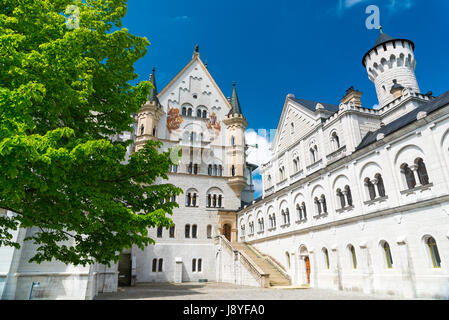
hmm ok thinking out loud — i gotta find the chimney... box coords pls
[341,86,362,108]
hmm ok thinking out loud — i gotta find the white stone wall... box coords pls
[240,103,449,299]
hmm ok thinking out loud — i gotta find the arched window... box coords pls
[382,241,393,268]
[321,195,327,213]
[401,163,416,189]
[182,107,187,116]
[296,203,301,220]
[213,165,217,176]
[345,185,353,206]
[192,224,197,238]
[426,236,441,268]
[196,109,202,117]
[207,194,211,207]
[157,226,163,238]
[310,147,316,163]
[365,178,376,200]
[152,258,157,272]
[336,188,345,209]
[375,174,386,197]
[187,108,192,117]
[218,195,222,207]
[231,136,235,146]
[207,225,212,239]
[208,165,212,176]
[212,194,217,207]
[302,202,307,219]
[198,259,202,272]
[349,245,357,269]
[185,224,190,238]
[323,248,330,269]
[285,208,290,224]
[169,225,175,238]
[192,193,197,206]
[231,165,235,176]
[140,124,144,136]
[272,214,276,227]
[291,122,294,134]
[416,158,429,185]
[315,197,321,215]
[186,193,191,207]
[152,126,156,136]
[158,259,163,272]
[192,259,197,272]
[202,110,207,118]
[331,132,340,150]
[218,165,223,176]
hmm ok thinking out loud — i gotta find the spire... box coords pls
[149,66,161,107]
[229,81,243,115]
[193,44,200,58]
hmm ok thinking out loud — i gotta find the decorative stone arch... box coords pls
[394,144,426,189]
[196,105,208,118]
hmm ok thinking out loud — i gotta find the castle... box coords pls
[1,30,448,299]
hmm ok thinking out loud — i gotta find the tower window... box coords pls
[426,236,441,268]
[140,124,144,136]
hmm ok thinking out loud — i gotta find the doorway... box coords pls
[118,253,132,287]
[304,256,311,284]
[223,224,231,241]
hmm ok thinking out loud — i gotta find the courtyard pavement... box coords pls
[94,282,421,300]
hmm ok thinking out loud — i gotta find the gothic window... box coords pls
[197,259,202,272]
[192,225,197,238]
[197,109,202,117]
[202,110,207,118]
[375,174,386,197]
[157,226,163,238]
[182,107,187,116]
[187,108,192,117]
[323,248,330,269]
[426,236,441,268]
[349,245,357,269]
[365,178,376,200]
[207,225,212,239]
[152,259,157,272]
[401,163,416,189]
[185,225,190,238]
[158,259,163,272]
[192,259,196,272]
[169,225,175,238]
[382,241,393,269]
[296,203,301,220]
[416,158,430,185]
[336,188,345,209]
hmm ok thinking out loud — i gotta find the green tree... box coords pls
[0,0,182,266]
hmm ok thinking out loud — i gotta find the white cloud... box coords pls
[252,175,263,199]
[372,103,380,110]
[245,130,272,175]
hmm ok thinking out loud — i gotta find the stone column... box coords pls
[331,246,342,291]
[410,164,421,186]
[359,242,374,294]
[396,237,417,298]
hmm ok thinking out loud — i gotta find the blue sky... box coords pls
[122,0,449,197]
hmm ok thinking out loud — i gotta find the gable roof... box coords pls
[158,54,232,111]
[289,97,340,113]
[357,90,449,150]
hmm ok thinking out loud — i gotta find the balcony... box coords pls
[326,145,347,163]
[306,159,323,172]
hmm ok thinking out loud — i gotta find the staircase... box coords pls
[232,242,291,287]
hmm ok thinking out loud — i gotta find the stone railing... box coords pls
[326,145,347,163]
[216,236,270,288]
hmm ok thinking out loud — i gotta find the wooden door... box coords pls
[305,256,311,284]
[223,224,231,241]
[118,253,131,287]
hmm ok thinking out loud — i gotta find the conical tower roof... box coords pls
[228,81,243,116]
[149,66,161,107]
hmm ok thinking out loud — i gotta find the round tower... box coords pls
[223,82,248,198]
[362,28,420,108]
[134,67,165,152]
